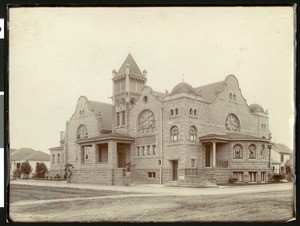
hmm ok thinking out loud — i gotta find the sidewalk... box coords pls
[10,179,293,197]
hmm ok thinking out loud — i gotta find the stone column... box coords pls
[108,141,117,168]
[212,142,216,168]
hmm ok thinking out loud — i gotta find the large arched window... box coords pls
[233,144,243,159]
[137,109,156,134]
[225,113,241,132]
[77,124,88,139]
[170,126,179,142]
[189,126,196,142]
[248,144,256,159]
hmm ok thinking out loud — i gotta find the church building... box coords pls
[49,53,272,186]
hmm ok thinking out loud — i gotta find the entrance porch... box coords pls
[72,132,135,185]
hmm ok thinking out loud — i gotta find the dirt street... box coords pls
[9,182,294,222]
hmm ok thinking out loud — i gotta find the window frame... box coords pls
[248,144,256,159]
[189,126,197,142]
[233,144,243,159]
[170,126,179,142]
[147,172,156,179]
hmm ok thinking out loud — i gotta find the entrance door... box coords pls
[117,149,126,168]
[171,160,178,181]
[205,145,211,167]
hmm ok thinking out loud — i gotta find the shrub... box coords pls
[13,169,21,179]
[271,174,285,182]
[228,177,239,184]
[286,173,294,182]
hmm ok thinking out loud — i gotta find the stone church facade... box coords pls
[50,54,272,186]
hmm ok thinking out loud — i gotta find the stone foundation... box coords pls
[70,168,125,186]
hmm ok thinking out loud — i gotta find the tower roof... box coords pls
[171,82,196,95]
[249,103,264,113]
[116,53,144,78]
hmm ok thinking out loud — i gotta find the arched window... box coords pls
[190,108,193,115]
[77,124,88,139]
[248,144,256,159]
[170,109,173,116]
[225,113,241,132]
[57,154,60,164]
[233,144,243,159]
[52,154,55,164]
[194,109,197,116]
[175,108,178,115]
[170,126,179,142]
[137,109,156,134]
[233,94,236,101]
[230,93,232,100]
[189,126,196,142]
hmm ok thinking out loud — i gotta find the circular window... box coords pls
[143,96,148,103]
[130,98,135,106]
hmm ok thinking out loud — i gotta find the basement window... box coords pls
[148,172,156,178]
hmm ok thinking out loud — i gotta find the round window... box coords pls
[130,98,135,106]
[143,96,148,103]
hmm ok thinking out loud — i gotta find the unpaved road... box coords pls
[9,183,294,222]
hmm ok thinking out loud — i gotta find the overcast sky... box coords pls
[9,7,294,153]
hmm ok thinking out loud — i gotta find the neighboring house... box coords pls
[50,53,273,187]
[49,131,65,178]
[271,143,293,175]
[10,148,50,178]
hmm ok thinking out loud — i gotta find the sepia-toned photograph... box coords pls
[8,6,295,222]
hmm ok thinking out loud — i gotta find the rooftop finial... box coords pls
[182,74,184,82]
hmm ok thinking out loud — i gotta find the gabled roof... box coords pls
[10,148,50,161]
[199,133,269,142]
[274,143,293,155]
[87,100,113,131]
[116,53,144,78]
[194,81,225,102]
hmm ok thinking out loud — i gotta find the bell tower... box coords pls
[112,53,147,134]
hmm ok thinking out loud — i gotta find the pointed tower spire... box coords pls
[116,53,145,78]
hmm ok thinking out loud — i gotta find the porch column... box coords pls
[108,141,117,168]
[212,141,216,168]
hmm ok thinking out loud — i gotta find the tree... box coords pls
[35,162,48,178]
[21,161,32,177]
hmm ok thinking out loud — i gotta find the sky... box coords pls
[9,7,295,153]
